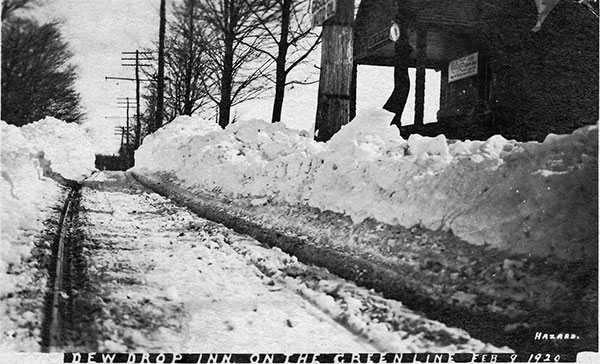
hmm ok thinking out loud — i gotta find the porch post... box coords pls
[414,27,427,126]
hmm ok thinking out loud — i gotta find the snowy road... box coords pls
[66,172,374,352]
[56,171,504,353]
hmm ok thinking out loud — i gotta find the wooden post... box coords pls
[314,0,354,142]
[414,27,426,126]
[135,50,141,149]
[119,127,125,155]
[126,97,131,167]
[155,0,166,132]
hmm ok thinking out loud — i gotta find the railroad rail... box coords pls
[41,186,80,352]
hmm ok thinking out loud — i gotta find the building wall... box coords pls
[438,67,479,119]
[405,0,598,141]
[355,0,598,141]
[354,0,397,66]
[481,0,599,141]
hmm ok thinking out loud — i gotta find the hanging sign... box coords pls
[448,52,478,83]
[389,22,401,42]
[311,0,337,28]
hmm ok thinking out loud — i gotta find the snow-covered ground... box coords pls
[0,117,95,351]
[57,171,508,353]
[0,112,597,360]
[133,111,598,262]
[1,117,95,284]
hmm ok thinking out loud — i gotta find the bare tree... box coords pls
[171,0,210,116]
[243,0,321,123]
[142,0,212,126]
[197,0,275,129]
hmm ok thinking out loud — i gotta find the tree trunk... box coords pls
[183,0,194,116]
[271,0,292,123]
[219,32,235,129]
[271,59,287,123]
[314,0,354,142]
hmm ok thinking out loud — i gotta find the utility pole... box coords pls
[113,126,134,169]
[313,0,355,142]
[105,68,151,149]
[115,126,125,153]
[155,0,166,133]
[105,66,151,158]
[106,115,136,168]
[122,51,152,148]
[116,97,136,167]
[136,52,141,145]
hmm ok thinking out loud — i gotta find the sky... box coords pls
[32,0,440,154]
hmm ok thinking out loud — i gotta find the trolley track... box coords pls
[29,171,591,355]
[44,171,504,353]
[31,171,596,352]
[41,185,81,352]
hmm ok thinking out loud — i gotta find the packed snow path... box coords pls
[56,171,504,353]
[70,172,373,352]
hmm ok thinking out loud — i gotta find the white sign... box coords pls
[448,52,478,83]
[311,0,337,27]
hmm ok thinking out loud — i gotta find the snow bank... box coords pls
[20,117,96,181]
[1,118,96,297]
[133,112,598,261]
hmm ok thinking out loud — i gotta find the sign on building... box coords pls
[311,0,337,27]
[448,52,478,83]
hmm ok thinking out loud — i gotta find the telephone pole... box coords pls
[107,115,137,168]
[122,51,153,148]
[106,51,152,152]
[155,0,166,133]
[117,97,137,167]
[313,0,355,142]
[117,97,132,167]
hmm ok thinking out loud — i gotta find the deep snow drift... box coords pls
[1,117,95,301]
[134,112,598,262]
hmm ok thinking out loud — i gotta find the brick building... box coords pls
[353,0,599,141]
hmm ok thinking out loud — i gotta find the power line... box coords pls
[106,76,152,82]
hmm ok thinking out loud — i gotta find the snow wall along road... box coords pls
[133,110,598,263]
[1,117,96,298]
